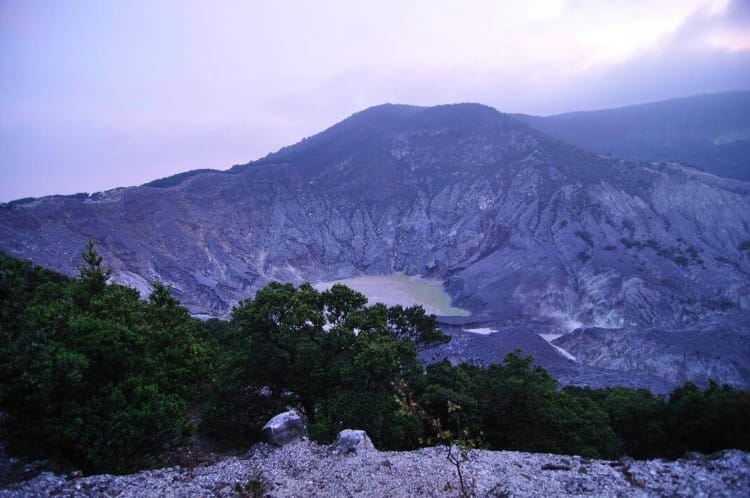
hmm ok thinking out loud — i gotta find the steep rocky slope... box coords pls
[1,103,749,389]
[554,312,750,389]
[517,91,750,182]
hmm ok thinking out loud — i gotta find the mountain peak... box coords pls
[244,102,528,171]
[351,102,499,118]
[348,102,507,129]
[324,102,508,137]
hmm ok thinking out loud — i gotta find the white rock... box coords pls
[331,429,376,455]
[261,410,307,446]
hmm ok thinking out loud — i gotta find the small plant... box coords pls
[235,470,265,498]
[437,401,478,498]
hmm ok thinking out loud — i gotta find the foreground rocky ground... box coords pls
[2,439,749,497]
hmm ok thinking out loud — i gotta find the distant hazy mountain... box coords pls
[2,103,749,390]
[516,91,750,181]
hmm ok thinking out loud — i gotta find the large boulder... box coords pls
[331,429,376,455]
[261,411,307,446]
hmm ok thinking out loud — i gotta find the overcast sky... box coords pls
[1,0,749,201]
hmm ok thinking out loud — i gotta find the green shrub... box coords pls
[3,249,748,471]
[0,248,207,473]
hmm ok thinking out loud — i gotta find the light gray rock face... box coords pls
[331,430,375,455]
[261,411,307,446]
[421,326,676,393]
[554,313,750,389]
[2,441,749,497]
[262,410,307,446]
[1,103,749,389]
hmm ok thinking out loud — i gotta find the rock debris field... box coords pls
[2,440,749,497]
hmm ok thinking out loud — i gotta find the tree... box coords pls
[420,361,481,438]
[0,249,206,473]
[386,304,450,351]
[79,241,111,296]
[597,387,667,458]
[203,282,438,449]
[664,381,750,457]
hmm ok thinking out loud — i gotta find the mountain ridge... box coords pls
[2,99,749,390]
[516,90,750,181]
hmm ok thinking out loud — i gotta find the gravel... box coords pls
[2,439,749,497]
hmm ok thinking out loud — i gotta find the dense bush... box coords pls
[420,356,619,459]
[1,247,749,474]
[565,383,750,459]
[0,246,207,473]
[201,282,442,450]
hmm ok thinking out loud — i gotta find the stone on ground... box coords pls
[261,411,307,446]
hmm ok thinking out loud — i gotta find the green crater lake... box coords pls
[313,272,470,317]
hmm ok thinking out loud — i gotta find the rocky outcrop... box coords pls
[261,411,307,446]
[1,440,748,497]
[331,430,376,455]
[553,313,750,389]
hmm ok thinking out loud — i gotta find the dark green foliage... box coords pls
[202,282,441,450]
[2,250,748,473]
[474,353,560,451]
[566,383,750,459]
[473,353,618,458]
[420,354,619,459]
[566,387,667,458]
[235,469,265,498]
[384,304,449,351]
[0,249,207,473]
[421,355,750,459]
[79,240,112,296]
[421,361,481,439]
[664,381,750,458]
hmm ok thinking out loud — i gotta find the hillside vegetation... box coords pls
[1,247,748,474]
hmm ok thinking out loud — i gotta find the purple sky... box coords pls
[1,0,749,202]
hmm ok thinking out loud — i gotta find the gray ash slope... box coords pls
[1,103,749,390]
